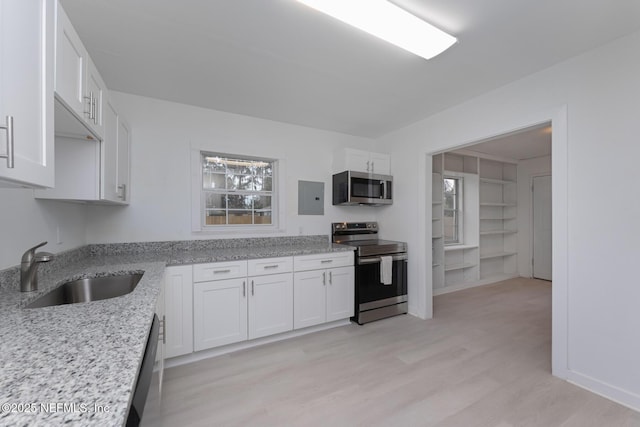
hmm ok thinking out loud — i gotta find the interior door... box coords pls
[533,175,552,281]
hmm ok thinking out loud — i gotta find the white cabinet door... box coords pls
[326,266,354,322]
[193,278,247,351]
[293,270,326,329]
[165,265,194,359]
[344,148,371,173]
[370,152,391,175]
[116,116,131,203]
[101,99,119,201]
[54,2,86,120]
[0,0,54,188]
[248,273,293,339]
[85,58,106,139]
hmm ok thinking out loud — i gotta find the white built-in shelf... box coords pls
[444,244,478,252]
[433,217,442,221]
[445,262,477,272]
[433,263,440,267]
[432,201,443,205]
[480,202,516,207]
[480,252,517,260]
[480,177,515,185]
[480,230,517,236]
[433,234,443,239]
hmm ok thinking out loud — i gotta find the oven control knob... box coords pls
[367,224,372,228]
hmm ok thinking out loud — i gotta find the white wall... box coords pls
[0,190,87,270]
[85,92,379,243]
[376,30,640,409]
[517,155,552,277]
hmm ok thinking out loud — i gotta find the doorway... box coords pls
[431,122,552,296]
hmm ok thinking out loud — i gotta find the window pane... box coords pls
[205,210,226,225]
[443,211,458,243]
[227,194,252,209]
[203,156,227,173]
[203,172,225,190]
[255,211,272,225]
[205,193,226,209]
[226,158,253,175]
[253,195,272,210]
[228,210,253,225]
[227,174,253,191]
[444,194,455,209]
[444,178,456,194]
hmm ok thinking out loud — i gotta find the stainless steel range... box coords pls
[332,222,408,324]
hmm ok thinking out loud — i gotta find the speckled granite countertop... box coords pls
[0,237,353,426]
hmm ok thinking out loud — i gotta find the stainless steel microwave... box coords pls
[332,171,393,206]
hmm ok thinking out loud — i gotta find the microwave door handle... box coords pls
[381,180,386,199]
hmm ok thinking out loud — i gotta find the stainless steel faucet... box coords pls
[20,241,54,292]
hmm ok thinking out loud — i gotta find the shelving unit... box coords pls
[478,158,518,282]
[431,155,445,291]
[431,152,520,295]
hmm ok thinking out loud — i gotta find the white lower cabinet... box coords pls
[169,252,353,358]
[164,265,193,358]
[194,276,247,351]
[248,272,293,339]
[293,252,355,329]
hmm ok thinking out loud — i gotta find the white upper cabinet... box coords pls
[333,148,391,175]
[54,3,86,120]
[0,0,55,188]
[53,2,104,141]
[116,115,131,203]
[34,95,130,204]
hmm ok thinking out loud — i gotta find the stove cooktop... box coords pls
[336,239,407,257]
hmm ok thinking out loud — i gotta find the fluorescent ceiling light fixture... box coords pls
[297,0,457,60]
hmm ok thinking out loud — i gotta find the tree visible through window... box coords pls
[443,177,462,244]
[202,153,275,226]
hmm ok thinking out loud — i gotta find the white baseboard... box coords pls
[566,370,640,412]
[433,274,520,296]
[163,319,352,369]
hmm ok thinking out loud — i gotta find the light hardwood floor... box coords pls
[142,278,640,426]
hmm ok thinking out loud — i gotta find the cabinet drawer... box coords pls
[294,251,354,272]
[193,260,247,283]
[248,257,293,276]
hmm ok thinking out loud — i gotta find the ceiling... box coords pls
[455,123,552,161]
[60,0,640,138]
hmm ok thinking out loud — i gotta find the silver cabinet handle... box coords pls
[213,269,231,274]
[322,272,326,286]
[371,161,374,173]
[251,280,255,296]
[242,281,246,297]
[366,160,370,172]
[264,265,278,269]
[92,95,97,124]
[85,92,94,119]
[329,271,332,285]
[117,184,127,200]
[321,259,333,264]
[0,115,14,168]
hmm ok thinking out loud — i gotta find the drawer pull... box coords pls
[264,265,279,269]
[321,260,333,264]
[213,269,231,274]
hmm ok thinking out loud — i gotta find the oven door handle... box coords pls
[357,253,408,265]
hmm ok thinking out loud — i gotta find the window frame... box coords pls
[191,149,284,233]
[443,175,463,245]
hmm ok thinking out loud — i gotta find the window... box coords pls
[201,153,275,226]
[443,176,462,244]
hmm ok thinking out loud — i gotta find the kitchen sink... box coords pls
[25,273,143,309]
